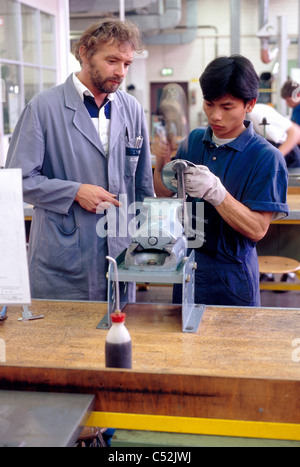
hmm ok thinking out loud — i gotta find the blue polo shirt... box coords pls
[173,121,289,306]
[291,103,300,126]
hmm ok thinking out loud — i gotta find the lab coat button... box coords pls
[212,156,217,161]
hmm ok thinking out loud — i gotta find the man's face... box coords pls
[203,94,255,139]
[82,41,134,94]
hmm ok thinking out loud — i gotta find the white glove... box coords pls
[172,165,227,206]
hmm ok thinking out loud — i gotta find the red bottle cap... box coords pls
[111,312,126,323]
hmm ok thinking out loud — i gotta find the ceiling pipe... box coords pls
[258,0,278,64]
[259,0,270,63]
[119,0,125,21]
[230,0,240,55]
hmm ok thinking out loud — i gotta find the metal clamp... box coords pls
[18,305,44,322]
[97,250,204,333]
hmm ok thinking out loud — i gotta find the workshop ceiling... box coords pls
[69,0,199,45]
[69,0,159,14]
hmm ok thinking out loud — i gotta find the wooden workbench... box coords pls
[258,190,300,264]
[276,191,300,222]
[1,300,300,441]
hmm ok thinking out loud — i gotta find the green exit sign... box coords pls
[161,67,174,76]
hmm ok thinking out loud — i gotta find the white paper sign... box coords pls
[0,169,31,305]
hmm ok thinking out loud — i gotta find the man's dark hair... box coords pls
[199,55,259,105]
[281,79,300,99]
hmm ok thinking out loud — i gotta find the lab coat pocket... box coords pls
[125,146,141,178]
[39,215,81,275]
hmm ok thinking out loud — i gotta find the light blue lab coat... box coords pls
[6,74,154,301]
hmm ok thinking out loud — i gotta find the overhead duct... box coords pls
[143,0,198,45]
[127,0,182,32]
[70,0,182,37]
[69,0,157,13]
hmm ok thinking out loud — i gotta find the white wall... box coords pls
[127,0,300,131]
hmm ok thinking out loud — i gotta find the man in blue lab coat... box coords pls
[6,18,154,301]
[154,55,289,307]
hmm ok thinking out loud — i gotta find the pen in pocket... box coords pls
[135,136,143,149]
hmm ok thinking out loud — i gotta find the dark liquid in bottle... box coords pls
[105,341,132,369]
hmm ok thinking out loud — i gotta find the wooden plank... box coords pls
[1,365,300,424]
[288,187,300,195]
[287,193,300,211]
[270,194,300,224]
[1,301,300,425]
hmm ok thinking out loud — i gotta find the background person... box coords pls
[248,103,300,167]
[281,79,300,126]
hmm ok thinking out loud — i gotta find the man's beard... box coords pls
[90,63,122,94]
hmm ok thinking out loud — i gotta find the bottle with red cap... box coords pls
[105,311,132,369]
[105,256,132,369]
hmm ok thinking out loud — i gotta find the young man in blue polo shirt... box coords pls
[154,55,289,307]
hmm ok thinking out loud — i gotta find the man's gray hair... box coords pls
[73,17,143,65]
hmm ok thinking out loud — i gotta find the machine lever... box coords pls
[172,160,189,228]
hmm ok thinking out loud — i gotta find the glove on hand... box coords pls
[172,165,227,206]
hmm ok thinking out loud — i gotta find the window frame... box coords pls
[0,0,69,166]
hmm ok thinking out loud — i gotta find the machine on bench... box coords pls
[97,160,205,333]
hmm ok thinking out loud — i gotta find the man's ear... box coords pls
[291,87,300,103]
[79,45,88,64]
[245,98,257,113]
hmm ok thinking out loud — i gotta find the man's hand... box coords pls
[172,165,227,207]
[75,184,121,213]
[151,134,172,169]
[152,134,175,197]
[172,165,272,241]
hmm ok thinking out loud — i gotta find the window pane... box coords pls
[41,12,56,67]
[22,4,39,64]
[24,66,40,105]
[0,0,20,61]
[1,63,22,134]
[42,69,56,91]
